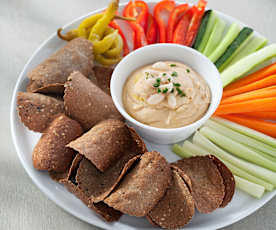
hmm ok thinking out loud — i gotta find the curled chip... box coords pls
[53,125,146,204]
[90,66,113,96]
[148,168,195,229]
[30,83,65,95]
[32,114,83,172]
[77,154,141,203]
[51,154,122,222]
[172,156,225,213]
[68,119,134,172]
[17,92,65,133]
[27,37,94,94]
[64,71,123,131]
[209,155,235,208]
[104,151,171,217]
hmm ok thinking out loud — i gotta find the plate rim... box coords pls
[10,2,276,230]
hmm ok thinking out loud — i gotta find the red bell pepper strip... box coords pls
[153,0,176,43]
[146,13,158,44]
[109,20,129,56]
[167,3,189,43]
[172,7,194,44]
[123,1,148,49]
[184,0,207,46]
[132,22,148,49]
[133,0,149,32]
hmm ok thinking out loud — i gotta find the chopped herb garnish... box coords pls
[171,88,174,93]
[146,76,149,79]
[176,87,186,97]
[157,88,161,93]
[156,78,161,83]
[170,64,177,67]
[168,78,171,82]
[162,73,167,76]
[172,71,178,77]
[153,83,160,88]
[145,72,150,76]
[173,83,181,87]
[186,69,190,73]
[162,88,168,93]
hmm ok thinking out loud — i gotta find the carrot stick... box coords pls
[214,97,276,115]
[240,111,276,120]
[220,114,276,138]
[221,86,276,104]
[222,74,276,98]
[224,62,276,92]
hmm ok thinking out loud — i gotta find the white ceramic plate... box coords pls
[10,2,276,230]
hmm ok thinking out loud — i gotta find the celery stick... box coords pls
[221,43,276,87]
[193,131,276,186]
[224,159,273,191]
[209,23,241,62]
[200,127,276,172]
[203,17,226,57]
[212,117,276,148]
[182,140,209,156]
[172,144,193,158]
[198,12,217,52]
[234,175,265,199]
[192,132,274,190]
[250,147,276,164]
[227,35,268,66]
[205,119,276,158]
[217,29,254,72]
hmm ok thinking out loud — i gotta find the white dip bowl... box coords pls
[111,44,222,144]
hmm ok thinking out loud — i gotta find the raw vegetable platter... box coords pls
[10,1,276,230]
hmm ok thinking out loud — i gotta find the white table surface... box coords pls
[1,0,276,229]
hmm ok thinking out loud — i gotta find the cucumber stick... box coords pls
[197,11,217,52]
[235,175,265,199]
[227,36,268,66]
[203,17,226,57]
[221,43,276,87]
[193,10,213,49]
[177,140,274,191]
[215,27,254,71]
[209,23,241,62]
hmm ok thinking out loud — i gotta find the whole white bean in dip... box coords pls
[123,61,211,128]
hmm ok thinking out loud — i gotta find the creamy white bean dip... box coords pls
[123,61,211,128]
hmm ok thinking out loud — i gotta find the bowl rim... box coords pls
[110,43,223,133]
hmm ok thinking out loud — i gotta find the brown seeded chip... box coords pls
[27,37,94,94]
[91,66,113,95]
[49,153,83,183]
[54,154,122,222]
[172,156,225,213]
[209,155,235,208]
[77,153,141,203]
[171,165,192,191]
[148,169,195,229]
[128,127,147,154]
[32,114,83,172]
[17,92,65,133]
[67,119,132,172]
[29,83,64,95]
[104,151,171,217]
[64,71,123,131]
[146,216,159,227]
